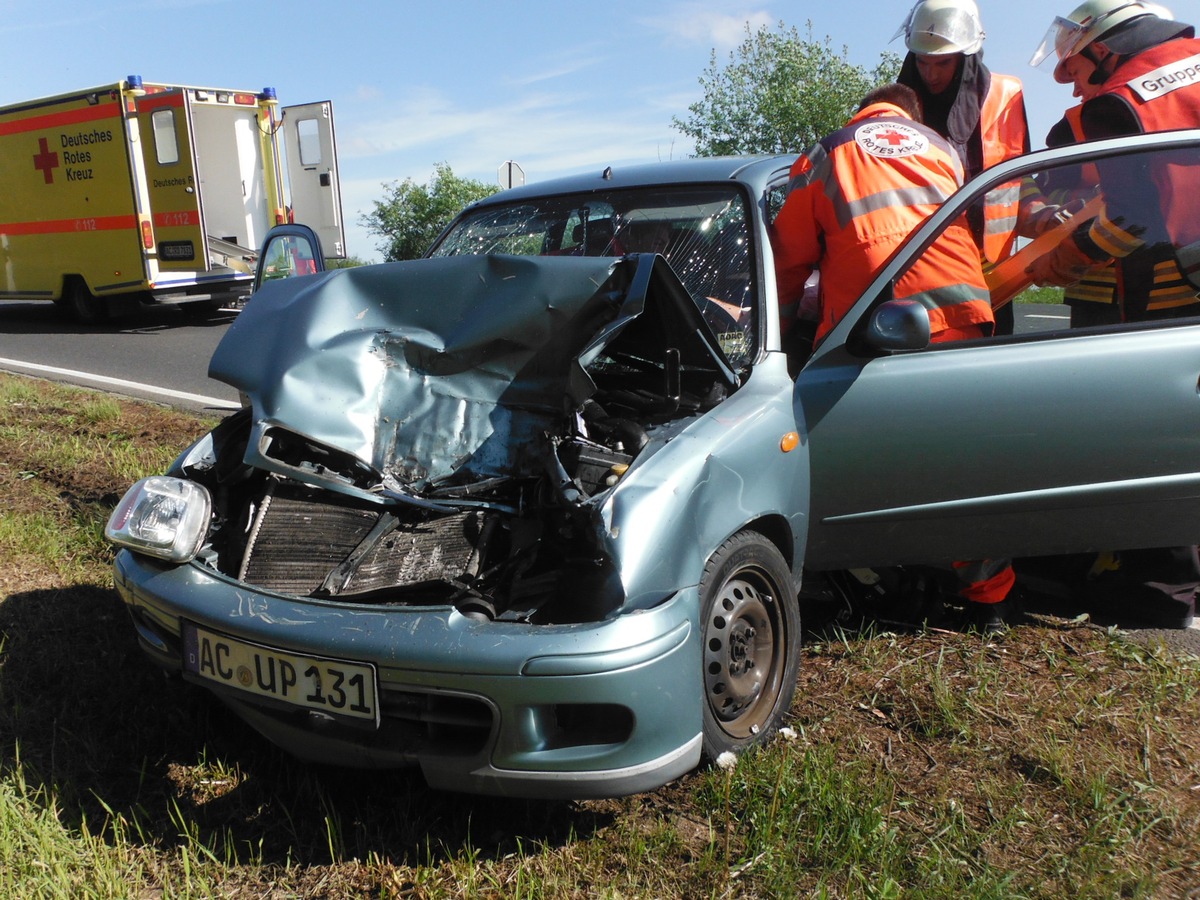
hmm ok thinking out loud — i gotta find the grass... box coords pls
[0,371,1198,898]
[1013,285,1065,306]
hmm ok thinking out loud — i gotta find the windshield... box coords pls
[429,185,758,367]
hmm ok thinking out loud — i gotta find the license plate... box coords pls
[181,622,379,725]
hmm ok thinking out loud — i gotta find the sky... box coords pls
[3,0,1198,262]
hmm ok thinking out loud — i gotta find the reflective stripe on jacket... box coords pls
[772,102,994,345]
[979,73,1029,263]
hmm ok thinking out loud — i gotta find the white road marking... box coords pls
[0,357,241,410]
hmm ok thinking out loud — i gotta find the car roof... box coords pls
[470,155,798,209]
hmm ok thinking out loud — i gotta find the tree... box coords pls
[325,255,367,269]
[363,163,500,262]
[674,21,901,157]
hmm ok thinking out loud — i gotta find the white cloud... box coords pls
[504,45,608,87]
[352,84,386,102]
[343,87,583,159]
[336,88,698,262]
[342,83,692,179]
[637,3,776,49]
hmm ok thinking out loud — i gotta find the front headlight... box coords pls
[105,476,212,563]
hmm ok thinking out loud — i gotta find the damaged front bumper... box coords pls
[113,549,702,798]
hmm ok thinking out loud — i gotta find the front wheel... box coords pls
[700,530,801,760]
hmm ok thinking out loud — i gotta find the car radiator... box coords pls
[236,483,485,599]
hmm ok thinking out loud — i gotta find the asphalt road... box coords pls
[0,299,241,414]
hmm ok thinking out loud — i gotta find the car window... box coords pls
[765,182,788,225]
[258,233,320,284]
[430,185,758,368]
[859,134,1200,346]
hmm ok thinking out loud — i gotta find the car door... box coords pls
[796,130,1200,571]
[253,223,325,292]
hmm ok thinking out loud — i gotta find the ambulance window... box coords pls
[297,118,321,166]
[151,110,179,165]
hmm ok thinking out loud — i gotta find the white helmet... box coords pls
[893,0,986,56]
[1030,0,1160,68]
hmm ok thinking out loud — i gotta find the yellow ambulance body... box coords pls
[0,76,343,321]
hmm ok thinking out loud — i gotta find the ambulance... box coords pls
[0,76,344,322]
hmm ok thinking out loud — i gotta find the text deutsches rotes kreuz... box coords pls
[854,122,929,159]
[58,128,114,181]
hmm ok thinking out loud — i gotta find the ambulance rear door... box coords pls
[282,101,345,258]
[135,88,207,275]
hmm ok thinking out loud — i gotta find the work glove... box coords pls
[1025,236,1105,287]
[1023,197,1088,237]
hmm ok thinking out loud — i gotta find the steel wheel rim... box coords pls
[703,567,783,738]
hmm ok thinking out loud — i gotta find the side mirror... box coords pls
[253,224,325,294]
[866,299,931,352]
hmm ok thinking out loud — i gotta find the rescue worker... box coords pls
[1026,0,1200,629]
[771,83,1014,634]
[772,84,995,347]
[1027,0,1200,322]
[1029,2,1176,328]
[894,0,1031,334]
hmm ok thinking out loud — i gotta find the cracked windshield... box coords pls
[430,186,756,367]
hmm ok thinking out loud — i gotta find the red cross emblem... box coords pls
[875,129,912,147]
[33,137,59,184]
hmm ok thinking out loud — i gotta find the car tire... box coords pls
[60,277,107,324]
[700,530,800,760]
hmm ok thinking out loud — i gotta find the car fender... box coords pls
[601,352,808,610]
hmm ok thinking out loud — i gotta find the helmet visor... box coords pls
[1030,16,1083,67]
[1031,2,1151,67]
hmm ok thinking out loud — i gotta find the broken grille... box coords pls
[238,484,485,598]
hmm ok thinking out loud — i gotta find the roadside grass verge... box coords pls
[1013,285,1065,305]
[0,375,207,591]
[0,372,1197,898]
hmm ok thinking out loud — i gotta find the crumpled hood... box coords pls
[210,254,679,494]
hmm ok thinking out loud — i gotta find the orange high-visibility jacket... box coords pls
[978,73,1029,263]
[772,102,994,345]
[1062,105,1101,187]
[1035,106,1117,308]
[1084,37,1200,310]
[1094,38,1200,246]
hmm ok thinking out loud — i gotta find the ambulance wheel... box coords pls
[180,298,224,319]
[699,530,801,760]
[61,278,107,324]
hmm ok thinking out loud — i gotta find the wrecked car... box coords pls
[109,132,1200,797]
